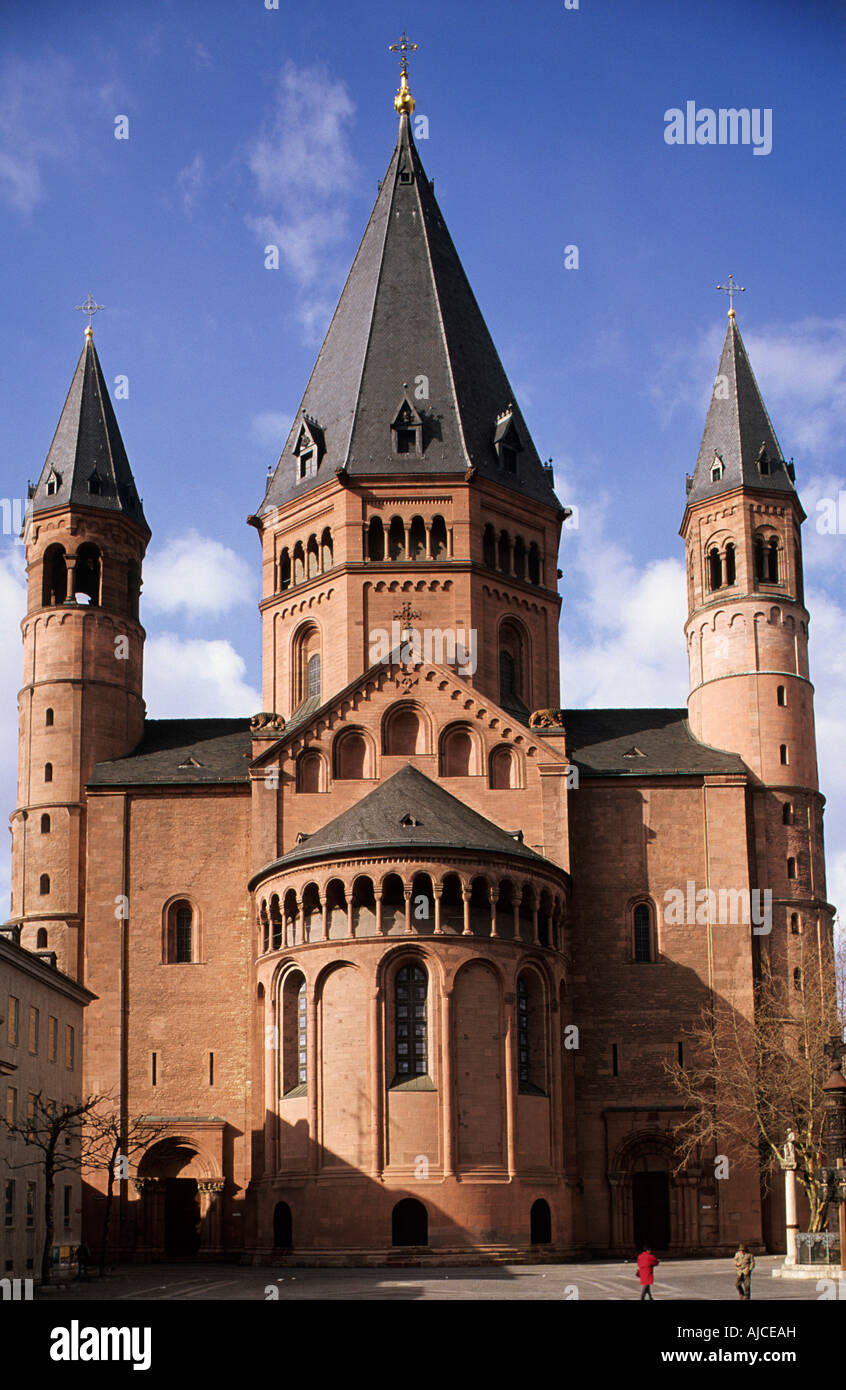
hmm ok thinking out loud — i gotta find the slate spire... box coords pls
[686,314,796,506]
[29,329,149,533]
[259,109,560,515]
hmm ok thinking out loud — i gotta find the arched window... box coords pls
[724,543,736,585]
[482,524,496,568]
[45,708,54,727]
[166,900,194,963]
[498,530,511,573]
[790,913,801,935]
[334,729,371,779]
[528,542,541,585]
[513,536,526,580]
[392,1197,427,1247]
[367,516,385,561]
[754,538,765,583]
[42,545,67,606]
[38,811,51,836]
[292,624,321,707]
[321,527,333,571]
[278,548,291,591]
[793,967,802,991]
[440,725,476,777]
[270,895,283,951]
[282,972,307,1095]
[782,802,793,825]
[409,516,426,560]
[39,874,50,895]
[293,542,305,586]
[767,539,779,582]
[516,973,546,1093]
[490,745,520,789]
[306,535,319,579]
[633,903,652,962]
[777,685,787,707]
[388,516,405,560]
[430,515,447,560]
[383,704,427,755]
[530,1198,552,1245]
[36,928,48,949]
[395,964,427,1079]
[787,857,797,880]
[44,763,53,783]
[499,651,515,701]
[780,744,788,765]
[74,543,101,604]
[708,547,722,591]
[499,619,528,708]
[297,749,326,792]
[307,653,321,700]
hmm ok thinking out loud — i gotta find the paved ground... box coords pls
[37,1255,840,1300]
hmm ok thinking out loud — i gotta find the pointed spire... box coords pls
[686,314,796,506]
[260,100,559,516]
[29,330,149,534]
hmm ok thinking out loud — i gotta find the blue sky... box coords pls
[1,0,844,919]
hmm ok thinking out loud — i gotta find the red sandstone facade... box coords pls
[6,109,834,1264]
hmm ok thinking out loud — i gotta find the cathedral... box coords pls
[7,63,833,1263]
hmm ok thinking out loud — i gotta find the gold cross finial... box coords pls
[75,293,105,337]
[716,274,746,319]
[389,32,418,114]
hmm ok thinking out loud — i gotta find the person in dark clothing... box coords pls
[734,1243,755,1299]
[637,1246,659,1299]
[76,1242,89,1279]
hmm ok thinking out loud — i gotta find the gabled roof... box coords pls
[258,112,560,514]
[559,709,746,777]
[686,316,797,507]
[29,333,149,532]
[263,764,548,871]
[89,719,252,786]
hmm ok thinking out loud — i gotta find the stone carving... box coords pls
[250,712,286,733]
[529,708,565,728]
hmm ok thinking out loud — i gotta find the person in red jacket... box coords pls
[636,1246,660,1300]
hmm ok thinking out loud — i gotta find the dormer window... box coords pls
[88,471,101,495]
[391,397,423,456]
[45,469,61,497]
[493,408,521,473]
[399,169,414,185]
[711,452,724,483]
[757,442,771,476]
[293,415,325,483]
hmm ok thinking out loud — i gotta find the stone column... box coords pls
[404,522,411,558]
[198,1179,225,1253]
[368,988,383,1178]
[375,891,383,935]
[462,888,472,935]
[346,889,354,938]
[425,524,432,559]
[608,1174,623,1250]
[549,998,564,1174]
[404,886,413,934]
[433,887,443,935]
[783,1130,798,1266]
[503,990,517,1177]
[295,895,303,946]
[308,994,319,1172]
[441,990,455,1178]
[512,899,520,940]
[489,887,499,938]
[321,892,329,941]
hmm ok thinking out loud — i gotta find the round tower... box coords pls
[10,325,150,977]
[680,305,832,972]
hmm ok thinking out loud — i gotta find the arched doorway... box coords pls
[530,1199,552,1245]
[273,1201,293,1249]
[136,1138,222,1259]
[164,1176,201,1257]
[632,1172,670,1251]
[392,1198,428,1246]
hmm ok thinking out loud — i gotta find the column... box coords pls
[308,994,319,1172]
[531,903,539,945]
[198,1180,225,1253]
[608,1174,623,1250]
[549,998,565,1175]
[404,522,411,558]
[346,887,354,938]
[295,895,303,946]
[425,524,432,559]
[368,988,383,1177]
[441,990,455,1178]
[447,528,454,558]
[462,888,472,935]
[489,887,499,938]
[375,891,383,935]
[783,1131,798,1266]
[512,898,520,940]
[321,892,328,941]
[503,991,517,1177]
[433,887,443,935]
[404,886,413,934]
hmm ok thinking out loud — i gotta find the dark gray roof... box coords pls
[561,709,747,777]
[89,719,252,786]
[686,317,797,507]
[29,334,149,532]
[258,113,560,515]
[258,764,548,875]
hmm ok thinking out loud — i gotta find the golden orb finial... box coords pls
[85,324,93,338]
[389,32,418,114]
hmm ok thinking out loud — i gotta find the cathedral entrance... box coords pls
[164,1178,201,1257]
[632,1172,670,1251]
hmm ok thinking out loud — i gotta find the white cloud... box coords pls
[142,530,255,616]
[251,410,293,451]
[176,153,205,214]
[144,634,260,718]
[0,54,78,214]
[246,61,359,340]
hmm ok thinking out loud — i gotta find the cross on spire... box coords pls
[716,274,746,318]
[389,31,418,76]
[75,293,105,336]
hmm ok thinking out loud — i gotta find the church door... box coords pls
[164,1178,201,1257]
[632,1172,670,1251]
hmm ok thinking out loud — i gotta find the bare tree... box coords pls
[666,943,843,1234]
[84,1109,170,1276]
[0,1091,107,1284]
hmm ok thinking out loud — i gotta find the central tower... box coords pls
[249,78,565,725]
